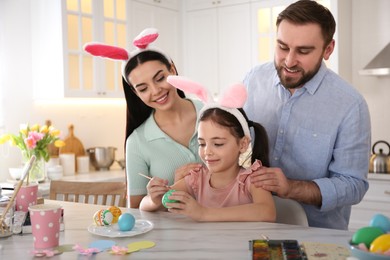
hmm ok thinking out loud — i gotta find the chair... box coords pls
[273,196,309,226]
[49,181,126,207]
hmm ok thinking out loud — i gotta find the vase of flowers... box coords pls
[0,123,65,184]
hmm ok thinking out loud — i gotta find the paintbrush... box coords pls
[137,173,170,188]
[0,155,36,234]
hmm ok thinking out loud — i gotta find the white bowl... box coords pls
[47,165,63,180]
[9,167,24,180]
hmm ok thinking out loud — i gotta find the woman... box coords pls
[84,28,203,208]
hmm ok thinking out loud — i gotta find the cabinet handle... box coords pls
[385,190,390,196]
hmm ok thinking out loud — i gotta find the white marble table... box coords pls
[0,200,354,259]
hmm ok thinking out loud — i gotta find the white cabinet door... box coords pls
[185,9,219,96]
[133,0,180,10]
[187,0,250,11]
[185,3,251,97]
[217,4,252,93]
[130,1,182,71]
[349,177,390,231]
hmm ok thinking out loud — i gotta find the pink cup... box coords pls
[15,183,38,212]
[29,204,62,249]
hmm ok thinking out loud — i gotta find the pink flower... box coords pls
[24,131,44,149]
[73,244,100,256]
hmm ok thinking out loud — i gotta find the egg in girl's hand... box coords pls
[118,213,135,231]
[369,214,390,233]
[370,234,390,254]
[108,206,122,224]
[162,189,179,208]
[93,209,114,226]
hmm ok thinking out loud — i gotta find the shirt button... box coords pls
[279,130,284,134]
[274,157,279,161]
[313,133,317,137]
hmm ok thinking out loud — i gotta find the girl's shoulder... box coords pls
[237,160,263,182]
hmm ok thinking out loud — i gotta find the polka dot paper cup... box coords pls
[28,204,62,249]
[15,183,38,212]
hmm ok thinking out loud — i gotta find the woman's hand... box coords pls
[146,177,170,206]
[165,190,205,221]
[174,163,202,182]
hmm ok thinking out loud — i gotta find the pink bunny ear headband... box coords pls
[83,28,171,84]
[166,75,251,140]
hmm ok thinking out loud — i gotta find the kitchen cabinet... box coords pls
[133,0,180,10]
[129,0,182,70]
[186,0,250,11]
[349,174,390,231]
[184,1,252,97]
[31,0,129,99]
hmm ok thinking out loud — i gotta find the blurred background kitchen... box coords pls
[0,0,389,181]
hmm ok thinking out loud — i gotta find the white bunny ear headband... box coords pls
[167,76,251,140]
[83,28,171,84]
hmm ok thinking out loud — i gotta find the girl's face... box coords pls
[128,60,178,110]
[198,120,248,174]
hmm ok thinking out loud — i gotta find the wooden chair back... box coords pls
[49,181,126,207]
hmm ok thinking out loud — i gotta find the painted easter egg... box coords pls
[93,209,113,226]
[370,234,390,254]
[369,214,390,233]
[118,213,135,231]
[162,189,179,208]
[351,226,384,248]
[108,206,122,224]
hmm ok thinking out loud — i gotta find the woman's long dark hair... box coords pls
[122,51,185,143]
[199,108,270,167]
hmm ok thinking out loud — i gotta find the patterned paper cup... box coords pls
[15,183,38,212]
[29,204,62,249]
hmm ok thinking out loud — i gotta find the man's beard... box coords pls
[275,59,322,90]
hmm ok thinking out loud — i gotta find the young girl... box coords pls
[140,76,276,222]
[84,29,203,208]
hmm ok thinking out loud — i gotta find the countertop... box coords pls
[0,169,126,198]
[368,172,390,181]
[0,200,354,259]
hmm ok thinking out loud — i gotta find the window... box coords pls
[65,0,127,96]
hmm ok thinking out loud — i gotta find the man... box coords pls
[244,0,371,230]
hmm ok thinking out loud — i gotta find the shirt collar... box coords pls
[272,61,328,96]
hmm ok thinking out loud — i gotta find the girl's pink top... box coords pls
[184,160,262,207]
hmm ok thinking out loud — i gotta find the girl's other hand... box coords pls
[166,190,204,221]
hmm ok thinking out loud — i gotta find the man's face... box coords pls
[274,20,334,92]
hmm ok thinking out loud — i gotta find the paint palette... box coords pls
[249,239,306,260]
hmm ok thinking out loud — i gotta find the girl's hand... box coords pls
[165,190,205,221]
[146,177,170,205]
[174,163,202,182]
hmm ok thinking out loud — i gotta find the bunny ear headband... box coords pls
[167,75,251,140]
[83,28,171,84]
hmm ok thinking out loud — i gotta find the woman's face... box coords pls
[128,60,178,110]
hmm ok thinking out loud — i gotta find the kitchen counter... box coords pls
[368,172,390,180]
[0,169,126,198]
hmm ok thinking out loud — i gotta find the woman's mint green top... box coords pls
[126,99,203,196]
